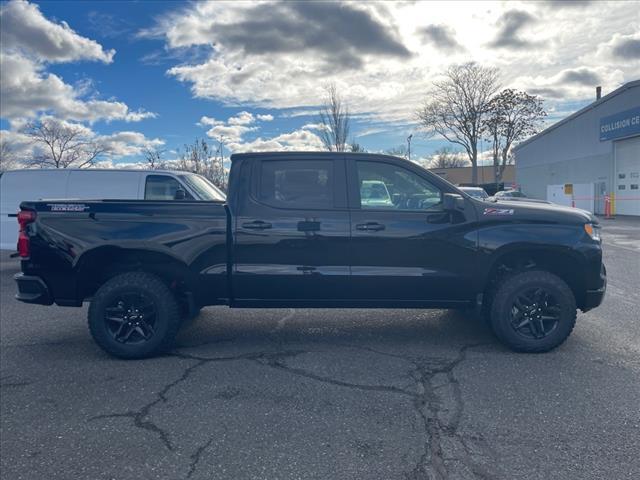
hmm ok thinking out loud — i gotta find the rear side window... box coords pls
[258,160,334,209]
[145,175,190,200]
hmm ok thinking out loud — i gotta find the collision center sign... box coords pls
[600,106,640,141]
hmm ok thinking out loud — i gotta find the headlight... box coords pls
[584,223,601,241]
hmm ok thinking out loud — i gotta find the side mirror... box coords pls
[174,188,186,200]
[443,193,465,211]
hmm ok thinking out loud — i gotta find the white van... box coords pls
[0,169,225,250]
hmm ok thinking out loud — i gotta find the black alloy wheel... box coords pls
[489,270,577,353]
[88,272,181,359]
[510,287,561,340]
[105,293,158,345]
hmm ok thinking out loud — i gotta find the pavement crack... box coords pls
[405,342,495,480]
[256,354,415,398]
[89,358,208,452]
[0,374,32,388]
[186,436,215,478]
[89,349,307,456]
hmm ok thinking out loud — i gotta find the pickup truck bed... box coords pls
[14,152,606,358]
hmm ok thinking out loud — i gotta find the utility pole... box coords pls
[407,134,413,161]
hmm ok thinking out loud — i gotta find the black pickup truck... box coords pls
[14,152,606,358]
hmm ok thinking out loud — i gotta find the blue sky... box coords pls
[1,0,639,167]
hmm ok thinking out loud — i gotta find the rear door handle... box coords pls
[355,222,385,231]
[242,220,272,230]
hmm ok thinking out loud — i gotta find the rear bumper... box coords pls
[582,264,607,312]
[14,273,53,305]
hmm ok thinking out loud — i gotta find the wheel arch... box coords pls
[482,245,588,309]
[75,246,197,313]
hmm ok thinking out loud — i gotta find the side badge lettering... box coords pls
[47,204,90,212]
[483,208,514,216]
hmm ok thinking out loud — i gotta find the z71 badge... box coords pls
[47,204,90,212]
[483,208,514,216]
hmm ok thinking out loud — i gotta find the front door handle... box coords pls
[242,220,272,230]
[355,222,385,231]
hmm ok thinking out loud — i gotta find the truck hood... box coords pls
[478,199,597,225]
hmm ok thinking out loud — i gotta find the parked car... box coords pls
[0,169,225,250]
[490,189,550,203]
[14,152,606,358]
[458,186,489,200]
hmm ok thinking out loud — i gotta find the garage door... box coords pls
[615,136,640,216]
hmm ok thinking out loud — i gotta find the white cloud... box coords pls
[227,128,324,153]
[151,0,638,125]
[198,116,223,127]
[227,111,255,125]
[0,53,156,123]
[99,131,164,157]
[0,1,154,125]
[301,123,326,131]
[200,110,275,143]
[512,66,626,100]
[0,0,114,63]
[206,124,257,143]
[596,32,640,62]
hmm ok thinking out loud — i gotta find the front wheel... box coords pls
[489,271,577,353]
[88,272,181,359]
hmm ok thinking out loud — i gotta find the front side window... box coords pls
[145,175,190,200]
[357,161,442,210]
[259,160,333,209]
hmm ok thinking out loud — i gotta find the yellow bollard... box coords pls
[611,191,616,216]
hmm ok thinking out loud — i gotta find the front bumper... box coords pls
[14,273,53,305]
[582,264,607,311]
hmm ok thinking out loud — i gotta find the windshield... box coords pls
[179,174,226,201]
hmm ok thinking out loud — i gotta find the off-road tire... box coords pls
[489,270,577,353]
[88,272,180,359]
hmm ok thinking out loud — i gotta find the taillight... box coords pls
[17,210,36,258]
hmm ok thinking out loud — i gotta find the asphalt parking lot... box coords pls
[1,218,639,480]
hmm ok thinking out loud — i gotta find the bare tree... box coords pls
[429,146,469,168]
[484,89,546,183]
[143,146,165,169]
[319,84,350,152]
[417,63,500,184]
[22,119,107,169]
[0,136,19,172]
[177,138,227,191]
[349,140,365,153]
[385,145,409,159]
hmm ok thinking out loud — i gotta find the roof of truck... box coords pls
[3,168,188,174]
[230,151,406,162]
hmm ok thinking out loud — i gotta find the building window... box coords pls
[631,184,639,190]
[618,185,626,190]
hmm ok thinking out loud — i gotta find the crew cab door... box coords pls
[346,157,477,305]
[232,155,350,304]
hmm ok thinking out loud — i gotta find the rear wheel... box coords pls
[489,271,577,353]
[88,272,180,359]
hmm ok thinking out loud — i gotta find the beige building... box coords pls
[428,165,515,187]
